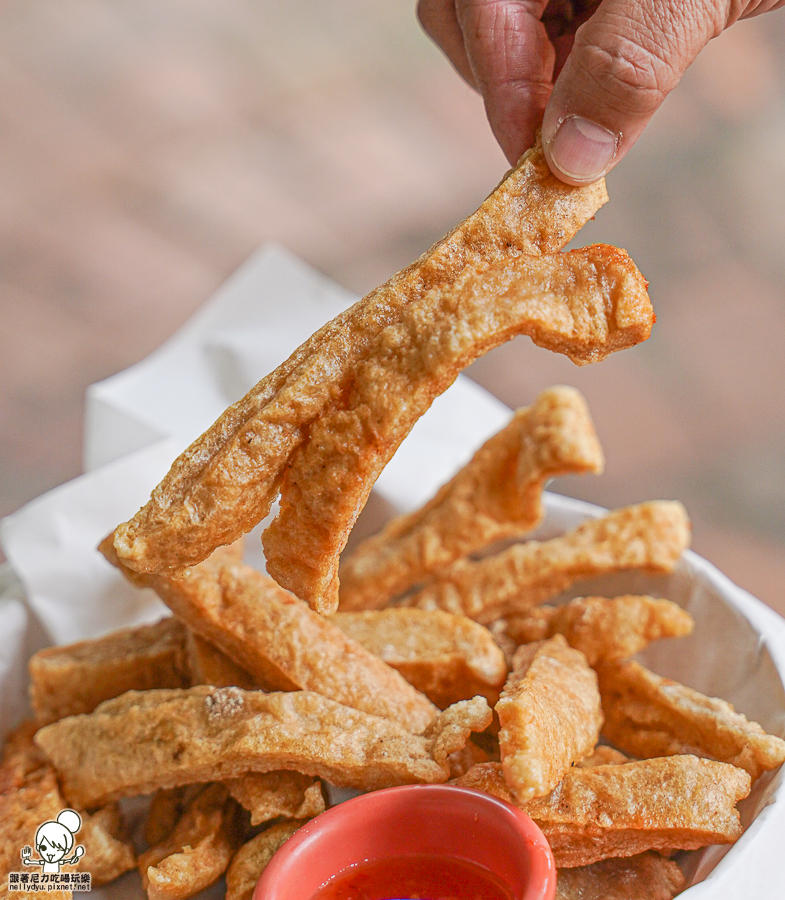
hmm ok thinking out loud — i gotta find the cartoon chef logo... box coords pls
[21,809,85,874]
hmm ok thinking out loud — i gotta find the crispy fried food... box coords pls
[139,783,244,900]
[184,630,258,690]
[145,787,190,847]
[0,721,135,891]
[1,724,75,900]
[338,386,604,611]
[402,501,691,624]
[0,764,74,900]
[78,803,137,887]
[526,755,749,867]
[101,540,437,734]
[497,636,602,802]
[226,820,305,900]
[29,617,189,725]
[504,595,694,665]
[424,698,495,769]
[264,247,651,612]
[445,736,494,779]
[452,759,510,797]
[224,771,325,826]
[555,853,686,900]
[598,659,785,780]
[34,687,491,807]
[576,745,629,767]
[456,756,750,867]
[330,609,507,708]
[0,720,47,791]
[113,137,608,578]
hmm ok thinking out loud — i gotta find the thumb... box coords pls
[542,0,730,184]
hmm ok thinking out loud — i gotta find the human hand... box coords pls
[417,0,785,183]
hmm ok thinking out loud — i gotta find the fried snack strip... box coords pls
[555,853,686,900]
[338,386,603,611]
[1,762,74,899]
[139,783,244,900]
[79,804,138,887]
[264,246,652,612]
[102,541,437,734]
[598,659,785,780]
[576,745,629,767]
[504,595,694,665]
[330,609,507,708]
[225,771,325,826]
[114,137,607,578]
[1,722,75,900]
[497,636,602,802]
[35,687,491,807]
[446,738,494,779]
[226,820,305,900]
[28,617,189,725]
[402,501,690,624]
[0,721,135,890]
[145,787,192,847]
[455,756,750,867]
[184,630,258,690]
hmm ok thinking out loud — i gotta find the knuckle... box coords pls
[573,23,678,115]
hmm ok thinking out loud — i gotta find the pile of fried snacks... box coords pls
[7,384,785,899]
[3,140,783,900]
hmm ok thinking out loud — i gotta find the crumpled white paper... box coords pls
[1,244,784,898]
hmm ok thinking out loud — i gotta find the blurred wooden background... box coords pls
[1,1,783,613]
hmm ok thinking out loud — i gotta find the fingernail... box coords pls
[548,116,618,182]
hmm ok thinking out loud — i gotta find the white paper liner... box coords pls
[1,245,783,898]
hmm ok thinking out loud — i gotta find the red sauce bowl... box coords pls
[252,784,556,900]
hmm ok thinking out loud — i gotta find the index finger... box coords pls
[456,0,555,162]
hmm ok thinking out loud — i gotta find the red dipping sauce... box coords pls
[310,854,514,900]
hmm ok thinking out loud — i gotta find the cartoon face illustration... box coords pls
[22,809,85,874]
[35,822,72,864]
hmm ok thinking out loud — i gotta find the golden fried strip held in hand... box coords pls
[330,609,507,708]
[29,617,189,725]
[225,771,325,826]
[226,820,305,900]
[504,595,694,665]
[598,660,785,780]
[555,853,686,900]
[497,636,602,802]
[455,756,750,867]
[34,688,491,807]
[139,783,244,900]
[264,247,652,612]
[114,138,607,577]
[101,540,437,733]
[403,501,690,624]
[338,386,603,611]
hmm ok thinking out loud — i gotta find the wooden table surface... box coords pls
[1,1,784,613]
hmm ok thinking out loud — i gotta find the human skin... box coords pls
[417,0,785,183]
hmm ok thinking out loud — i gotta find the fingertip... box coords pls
[496,119,540,167]
[485,82,553,168]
